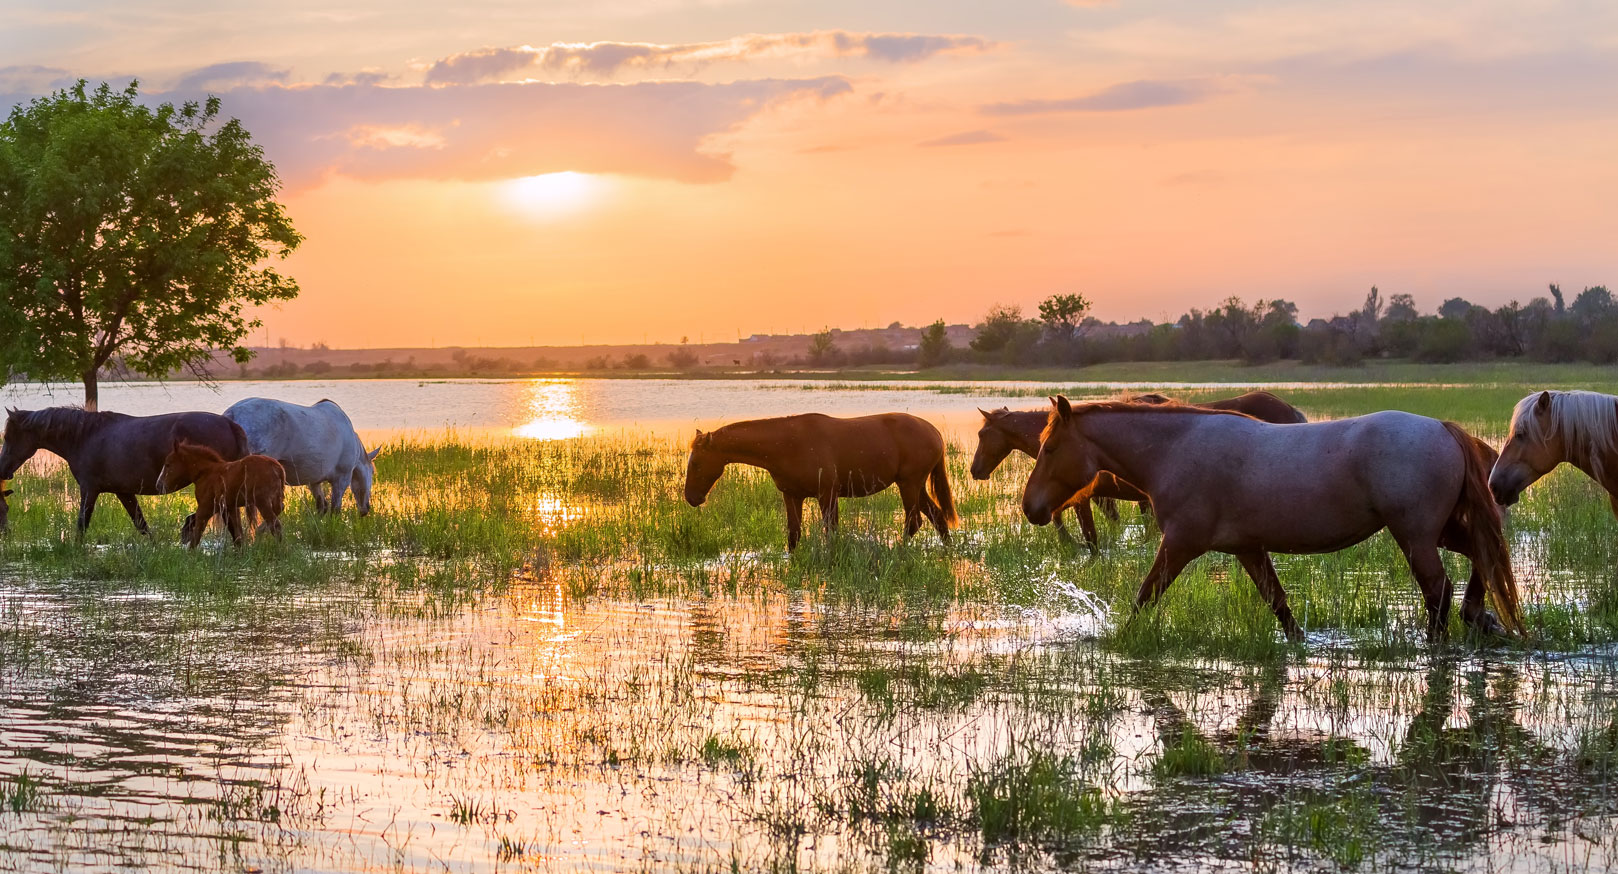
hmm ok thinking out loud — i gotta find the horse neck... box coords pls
[1001,413,1047,456]
[1072,411,1208,492]
[707,421,788,469]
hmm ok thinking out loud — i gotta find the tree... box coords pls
[666,339,698,369]
[0,81,301,408]
[807,327,838,364]
[917,319,952,368]
[1037,293,1090,339]
[970,304,1039,364]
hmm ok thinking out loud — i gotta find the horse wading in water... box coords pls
[1022,397,1521,641]
[684,413,957,550]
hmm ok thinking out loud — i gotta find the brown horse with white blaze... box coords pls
[1023,397,1521,642]
[684,413,957,550]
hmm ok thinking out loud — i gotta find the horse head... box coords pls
[684,430,725,507]
[352,446,383,516]
[158,439,212,494]
[1490,390,1574,505]
[1021,396,1100,525]
[0,408,38,480]
[970,407,1017,480]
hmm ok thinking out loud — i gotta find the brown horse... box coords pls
[158,441,287,548]
[1023,397,1520,642]
[684,413,957,550]
[1490,390,1618,512]
[0,482,10,531]
[971,391,1308,550]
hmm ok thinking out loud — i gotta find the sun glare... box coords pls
[513,379,591,440]
[501,171,602,220]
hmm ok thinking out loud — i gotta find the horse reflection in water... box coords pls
[1123,659,1597,867]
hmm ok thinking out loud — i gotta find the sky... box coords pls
[3,0,1616,347]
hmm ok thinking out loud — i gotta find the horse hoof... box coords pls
[1467,610,1508,638]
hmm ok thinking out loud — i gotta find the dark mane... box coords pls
[6,407,130,443]
[1041,400,1256,444]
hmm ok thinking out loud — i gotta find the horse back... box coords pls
[226,397,358,484]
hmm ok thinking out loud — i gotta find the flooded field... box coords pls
[2,383,1617,871]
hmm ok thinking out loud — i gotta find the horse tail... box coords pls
[229,420,250,460]
[927,456,959,528]
[1442,420,1524,635]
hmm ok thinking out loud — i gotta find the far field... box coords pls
[0,377,1615,873]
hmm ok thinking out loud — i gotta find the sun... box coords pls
[501,171,603,220]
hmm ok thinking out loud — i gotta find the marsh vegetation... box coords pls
[1,382,1616,871]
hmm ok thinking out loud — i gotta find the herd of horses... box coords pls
[3,384,1610,642]
[0,397,379,546]
[686,388,1618,642]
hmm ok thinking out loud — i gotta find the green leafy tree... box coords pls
[0,81,301,408]
[1037,293,1090,339]
[917,319,952,368]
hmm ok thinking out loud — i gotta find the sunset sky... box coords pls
[4,0,1616,347]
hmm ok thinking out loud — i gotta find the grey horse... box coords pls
[225,398,381,515]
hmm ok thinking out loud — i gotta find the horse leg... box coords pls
[76,487,99,536]
[327,477,345,515]
[1440,523,1506,636]
[185,501,207,549]
[1395,534,1454,643]
[817,489,839,539]
[898,479,924,541]
[1134,537,1201,612]
[1074,499,1100,554]
[783,493,804,552]
[308,482,329,514]
[919,490,951,545]
[225,505,245,547]
[116,493,151,537]
[1097,497,1120,522]
[1235,550,1303,641]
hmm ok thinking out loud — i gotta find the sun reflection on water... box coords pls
[512,379,591,440]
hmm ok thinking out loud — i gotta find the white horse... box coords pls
[224,398,381,515]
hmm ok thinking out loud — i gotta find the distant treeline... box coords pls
[908,284,1618,369]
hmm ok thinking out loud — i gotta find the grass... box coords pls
[2,380,1618,872]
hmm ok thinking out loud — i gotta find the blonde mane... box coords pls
[1509,390,1618,482]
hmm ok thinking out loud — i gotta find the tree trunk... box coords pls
[82,370,98,411]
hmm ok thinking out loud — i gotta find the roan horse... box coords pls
[971,391,1309,549]
[224,397,381,515]
[684,413,957,550]
[0,408,247,535]
[158,441,287,548]
[1490,390,1618,512]
[1023,397,1521,641]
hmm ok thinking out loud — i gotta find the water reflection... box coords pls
[510,379,591,440]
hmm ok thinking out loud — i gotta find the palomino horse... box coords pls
[1023,398,1521,641]
[158,441,287,547]
[684,413,957,550]
[1490,390,1618,512]
[971,391,1308,549]
[0,408,248,535]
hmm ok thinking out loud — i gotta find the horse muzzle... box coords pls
[1021,495,1053,526]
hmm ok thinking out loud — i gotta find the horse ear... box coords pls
[1536,390,1553,413]
[366,447,382,462]
[1055,395,1074,420]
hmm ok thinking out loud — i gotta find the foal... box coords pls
[159,441,287,548]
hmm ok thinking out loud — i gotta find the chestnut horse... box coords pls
[684,413,957,550]
[0,407,248,536]
[971,391,1308,550]
[1023,397,1520,642]
[1490,390,1618,512]
[158,441,287,548]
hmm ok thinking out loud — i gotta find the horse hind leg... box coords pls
[1394,533,1454,643]
[116,494,151,537]
[1236,550,1303,642]
[918,490,951,545]
[898,479,925,542]
[1439,523,1505,636]
[1096,497,1121,522]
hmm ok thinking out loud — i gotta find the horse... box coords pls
[1023,397,1521,642]
[158,441,286,548]
[971,408,1147,550]
[684,413,958,550]
[223,398,381,515]
[0,483,10,530]
[1489,390,1618,512]
[0,407,248,536]
[970,391,1309,550]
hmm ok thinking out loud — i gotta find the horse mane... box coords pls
[6,407,128,443]
[1040,400,1256,445]
[1511,390,1618,482]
